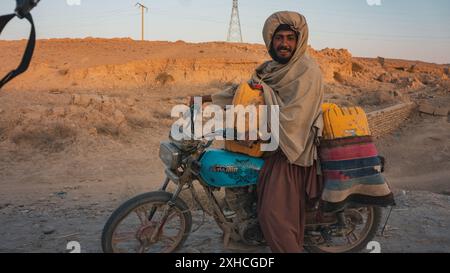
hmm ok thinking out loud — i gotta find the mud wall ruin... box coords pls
[367,102,416,137]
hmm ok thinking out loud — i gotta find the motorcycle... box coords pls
[101,107,383,253]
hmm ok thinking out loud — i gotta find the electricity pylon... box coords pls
[227,0,243,43]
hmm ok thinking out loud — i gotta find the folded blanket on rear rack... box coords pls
[319,136,395,212]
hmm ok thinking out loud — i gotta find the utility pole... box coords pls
[135,2,148,41]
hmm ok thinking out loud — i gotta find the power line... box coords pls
[145,5,449,42]
[3,2,448,44]
[36,12,141,32]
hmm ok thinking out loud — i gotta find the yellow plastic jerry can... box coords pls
[322,103,338,113]
[224,82,265,158]
[322,106,371,140]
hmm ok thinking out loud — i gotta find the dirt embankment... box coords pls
[2,39,448,97]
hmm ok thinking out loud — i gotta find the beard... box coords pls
[269,45,295,64]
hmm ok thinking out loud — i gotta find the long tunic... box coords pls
[257,150,323,253]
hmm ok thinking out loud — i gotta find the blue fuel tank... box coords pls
[198,149,265,188]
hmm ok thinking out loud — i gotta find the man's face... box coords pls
[271,30,298,63]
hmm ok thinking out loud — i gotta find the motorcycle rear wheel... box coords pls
[304,206,382,253]
[102,191,192,253]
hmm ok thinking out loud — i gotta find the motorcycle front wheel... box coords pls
[304,206,382,253]
[102,191,192,253]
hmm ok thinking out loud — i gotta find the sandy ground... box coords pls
[0,112,448,253]
[0,39,449,253]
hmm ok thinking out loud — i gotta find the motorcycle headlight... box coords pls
[159,141,181,170]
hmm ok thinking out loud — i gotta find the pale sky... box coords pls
[1,0,449,64]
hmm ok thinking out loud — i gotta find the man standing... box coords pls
[212,11,324,253]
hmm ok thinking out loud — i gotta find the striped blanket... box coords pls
[319,136,395,212]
